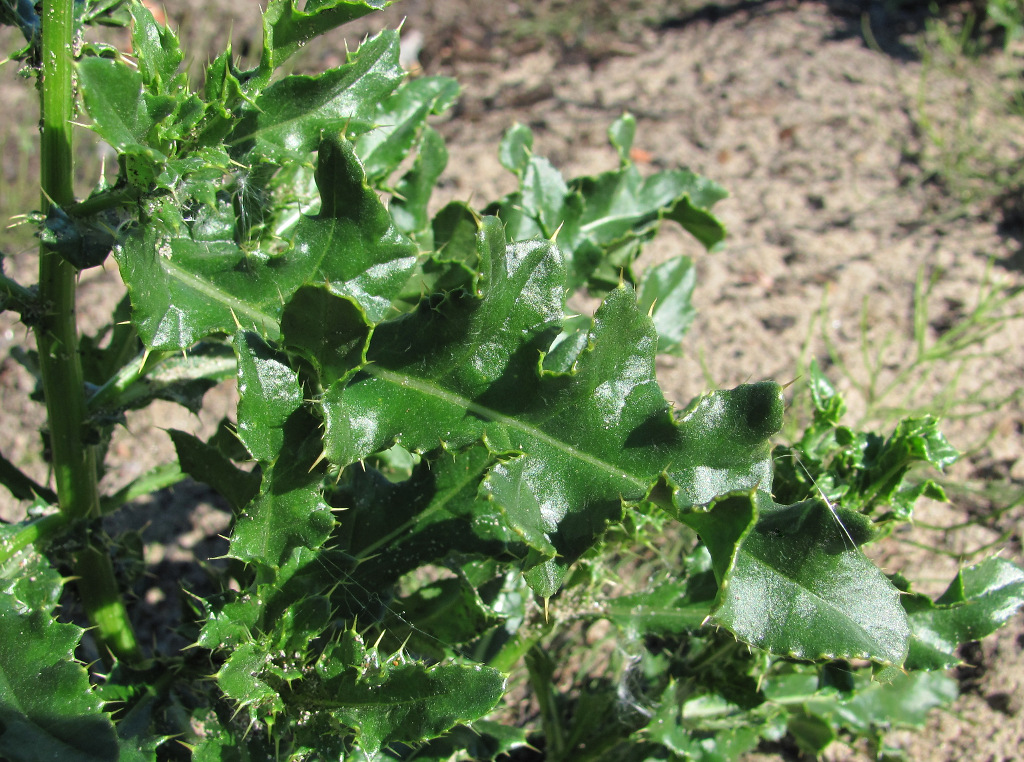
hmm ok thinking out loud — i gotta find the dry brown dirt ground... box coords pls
[2,1,1024,759]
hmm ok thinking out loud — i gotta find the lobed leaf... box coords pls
[129,0,185,95]
[232,30,405,163]
[323,217,782,595]
[489,121,727,292]
[600,577,716,637]
[116,136,416,349]
[78,57,162,154]
[645,681,763,761]
[774,360,959,519]
[259,0,390,82]
[636,254,698,354]
[676,492,909,665]
[311,631,506,755]
[901,557,1024,671]
[390,125,449,239]
[230,333,333,576]
[356,76,459,183]
[169,429,260,511]
[0,538,118,762]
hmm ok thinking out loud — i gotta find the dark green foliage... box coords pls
[0,1,1021,760]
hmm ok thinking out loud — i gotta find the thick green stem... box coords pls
[526,645,566,759]
[39,0,89,518]
[36,0,140,663]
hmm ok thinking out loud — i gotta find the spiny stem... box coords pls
[37,0,140,663]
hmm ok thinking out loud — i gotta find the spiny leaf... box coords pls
[77,57,163,154]
[311,631,505,755]
[637,254,697,354]
[168,429,260,511]
[230,333,333,576]
[129,0,184,95]
[778,668,959,734]
[232,30,405,163]
[116,135,416,349]
[258,0,390,82]
[645,681,762,761]
[328,442,516,627]
[391,125,449,238]
[217,641,284,717]
[677,492,910,665]
[901,557,1024,671]
[323,217,782,595]
[774,361,959,519]
[356,76,459,183]
[600,578,717,637]
[92,345,236,417]
[0,538,118,762]
[390,125,449,240]
[235,332,305,464]
[488,122,727,292]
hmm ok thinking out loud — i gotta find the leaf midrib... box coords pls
[367,365,649,494]
[160,256,278,332]
[228,38,392,150]
[353,451,492,561]
[738,543,903,660]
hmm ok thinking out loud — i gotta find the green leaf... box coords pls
[259,0,390,80]
[404,721,529,762]
[799,670,958,733]
[227,332,336,592]
[559,163,727,290]
[786,710,836,755]
[217,641,284,716]
[0,539,118,762]
[601,577,717,637]
[331,443,515,603]
[497,123,534,176]
[323,218,783,595]
[280,286,370,384]
[233,30,405,162]
[489,122,727,292]
[541,313,592,373]
[356,76,459,183]
[902,557,1024,671]
[312,632,506,755]
[0,451,57,504]
[390,576,506,658]
[391,126,449,238]
[519,156,570,236]
[78,56,163,154]
[91,344,236,418]
[116,135,417,349]
[291,136,419,322]
[391,201,482,308]
[190,707,268,761]
[235,333,304,464]
[776,364,959,519]
[608,112,637,164]
[831,671,958,730]
[129,0,184,94]
[637,255,697,354]
[645,681,762,762]
[169,429,261,511]
[39,205,116,270]
[680,492,910,665]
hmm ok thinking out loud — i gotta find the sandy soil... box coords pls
[1,1,1023,759]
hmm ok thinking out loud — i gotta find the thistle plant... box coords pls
[0,2,1021,760]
